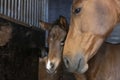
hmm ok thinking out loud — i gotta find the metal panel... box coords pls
[8,0,11,16]
[0,0,48,27]
[31,0,34,25]
[1,0,4,14]
[4,0,7,15]
[14,0,18,19]
[29,0,32,26]
[17,0,21,20]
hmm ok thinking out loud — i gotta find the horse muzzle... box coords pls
[63,53,89,73]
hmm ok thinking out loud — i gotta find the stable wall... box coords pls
[48,0,72,23]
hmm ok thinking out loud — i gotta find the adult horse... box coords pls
[63,0,120,77]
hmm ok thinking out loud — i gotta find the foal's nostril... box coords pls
[50,62,54,69]
[63,57,70,68]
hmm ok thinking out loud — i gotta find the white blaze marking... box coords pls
[46,60,51,70]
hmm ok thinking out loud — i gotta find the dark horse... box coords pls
[62,0,120,80]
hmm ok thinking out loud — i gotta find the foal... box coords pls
[39,16,77,80]
[40,16,68,74]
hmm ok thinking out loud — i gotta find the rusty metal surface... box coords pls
[0,0,48,27]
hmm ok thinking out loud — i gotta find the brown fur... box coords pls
[85,43,120,80]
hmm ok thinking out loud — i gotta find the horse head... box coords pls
[40,16,68,73]
[63,0,120,73]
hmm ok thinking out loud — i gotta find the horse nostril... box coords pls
[63,57,70,68]
[77,58,82,69]
[50,62,54,69]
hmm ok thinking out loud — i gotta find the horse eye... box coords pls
[74,8,81,14]
[60,41,64,46]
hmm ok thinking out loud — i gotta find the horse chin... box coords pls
[46,68,57,74]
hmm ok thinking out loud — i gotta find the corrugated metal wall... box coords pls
[48,0,72,23]
[0,0,48,27]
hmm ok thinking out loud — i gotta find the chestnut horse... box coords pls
[63,0,120,77]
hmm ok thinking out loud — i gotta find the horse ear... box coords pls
[39,20,52,31]
[59,16,68,31]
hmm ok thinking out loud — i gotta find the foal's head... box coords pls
[40,16,68,73]
[63,0,120,73]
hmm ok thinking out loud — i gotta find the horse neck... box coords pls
[88,42,120,69]
[86,43,110,78]
[88,42,107,64]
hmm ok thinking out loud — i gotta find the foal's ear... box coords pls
[59,16,68,31]
[39,20,52,31]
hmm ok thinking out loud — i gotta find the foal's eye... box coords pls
[60,41,64,46]
[74,8,81,14]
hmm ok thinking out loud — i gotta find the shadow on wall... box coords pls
[0,18,45,80]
